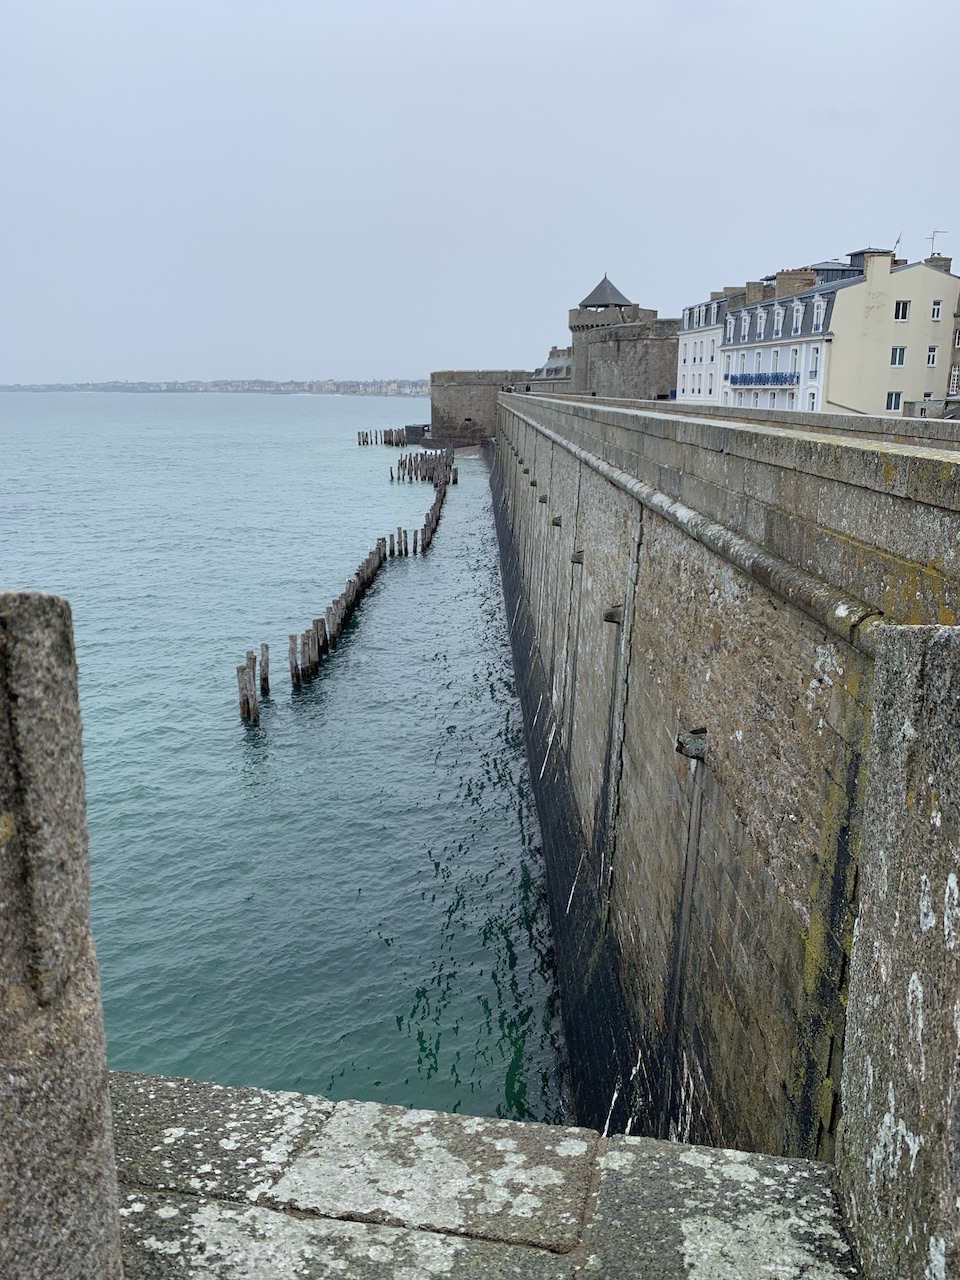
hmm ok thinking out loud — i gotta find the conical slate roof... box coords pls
[580,274,632,308]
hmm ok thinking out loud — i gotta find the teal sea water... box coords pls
[1,392,567,1122]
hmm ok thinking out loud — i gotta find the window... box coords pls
[769,392,776,408]
[709,338,716,362]
[812,297,825,332]
[739,353,746,374]
[787,392,796,408]
[708,372,714,395]
[950,365,960,395]
[682,342,688,364]
[772,348,780,372]
[699,340,704,362]
[737,392,744,406]
[723,390,730,405]
[683,309,689,329]
[724,353,731,376]
[810,346,820,377]
[894,300,910,320]
[955,329,960,349]
[773,307,784,338]
[808,391,816,411]
[927,346,938,367]
[790,347,799,373]
[755,351,762,374]
[933,300,942,321]
[891,346,906,367]
[753,392,760,407]
[756,309,766,340]
[680,374,686,395]
[886,391,902,411]
[740,313,750,341]
[792,303,804,335]
[726,316,735,342]
[710,302,719,325]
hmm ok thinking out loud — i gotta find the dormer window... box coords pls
[682,309,690,329]
[726,316,735,342]
[773,306,784,338]
[740,313,750,341]
[756,309,766,340]
[812,296,825,333]
[710,302,719,325]
[792,303,805,335]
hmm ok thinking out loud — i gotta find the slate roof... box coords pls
[580,275,632,308]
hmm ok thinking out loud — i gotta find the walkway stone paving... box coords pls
[111,1072,863,1278]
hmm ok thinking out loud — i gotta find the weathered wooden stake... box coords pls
[413,529,419,555]
[289,634,302,689]
[245,664,260,725]
[237,664,250,718]
[403,529,409,556]
[389,533,395,556]
[260,642,270,696]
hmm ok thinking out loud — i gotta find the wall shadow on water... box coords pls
[491,454,643,1135]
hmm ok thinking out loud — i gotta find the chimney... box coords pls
[925,254,953,274]
[744,281,765,304]
[864,251,894,284]
[776,269,817,298]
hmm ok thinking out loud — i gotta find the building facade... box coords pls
[693,251,960,416]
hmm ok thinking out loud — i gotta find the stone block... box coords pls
[582,1137,861,1278]
[270,1098,598,1252]
[120,1191,573,1278]
[111,1071,335,1203]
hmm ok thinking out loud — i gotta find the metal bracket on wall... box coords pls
[676,729,708,760]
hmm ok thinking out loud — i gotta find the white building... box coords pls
[676,297,727,404]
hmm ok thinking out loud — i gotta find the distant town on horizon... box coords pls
[0,377,431,396]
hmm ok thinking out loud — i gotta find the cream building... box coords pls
[713,250,959,416]
[824,252,958,415]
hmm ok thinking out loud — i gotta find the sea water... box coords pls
[0,392,567,1122]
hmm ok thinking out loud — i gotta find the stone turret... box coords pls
[569,275,679,398]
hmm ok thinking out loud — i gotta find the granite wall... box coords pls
[493,392,960,1279]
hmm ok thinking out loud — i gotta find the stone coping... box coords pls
[111,1071,862,1278]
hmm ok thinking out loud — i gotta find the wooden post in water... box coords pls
[452,467,458,484]
[237,665,250,719]
[260,643,270,696]
[289,634,301,689]
[403,529,409,556]
[413,528,418,555]
[300,631,312,681]
[245,663,260,725]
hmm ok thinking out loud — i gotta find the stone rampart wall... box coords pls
[493,392,960,1278]
[430,369,531,445]
[582,323,678,401]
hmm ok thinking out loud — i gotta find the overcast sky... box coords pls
[2,0,957,382]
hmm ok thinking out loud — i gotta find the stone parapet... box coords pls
[111,1071,862,1278]
[0,592,123,1280]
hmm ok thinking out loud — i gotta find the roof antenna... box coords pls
[927,227,947,255]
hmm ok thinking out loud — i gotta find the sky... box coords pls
[2,0,958,383]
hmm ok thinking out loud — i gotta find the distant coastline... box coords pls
[0,378,429,397]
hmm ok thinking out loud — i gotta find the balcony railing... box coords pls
[725,371,800,386]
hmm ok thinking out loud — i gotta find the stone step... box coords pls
[111,1071,862,1278]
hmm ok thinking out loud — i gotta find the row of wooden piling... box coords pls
[390,448,458,486]
[287,538,389,691]
[236,644,269,726]
[358,428,407,446]
[237,446,458,721]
